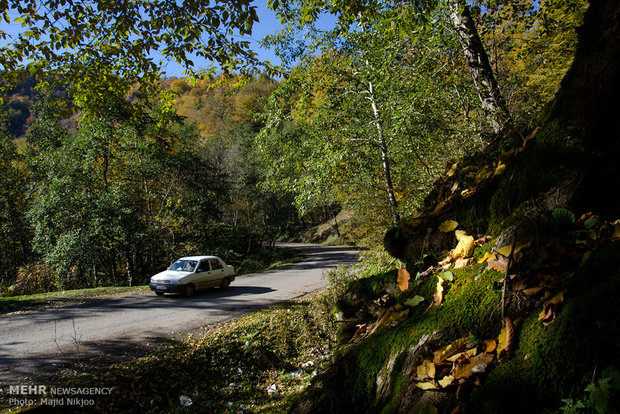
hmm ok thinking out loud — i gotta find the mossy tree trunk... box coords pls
[547,0,620,217]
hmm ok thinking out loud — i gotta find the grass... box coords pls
[0,286,149,314]
[1,290,339,413]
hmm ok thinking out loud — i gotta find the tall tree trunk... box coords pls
[126,252,133,287]
[548,0,620,216]
[367,78,400,225]
[449,0,512,135]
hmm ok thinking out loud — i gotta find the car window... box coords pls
[196,259,210,272]
[168,259,197,272]
[209,259,223,270]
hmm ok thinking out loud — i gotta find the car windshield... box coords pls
[168,259,197,272]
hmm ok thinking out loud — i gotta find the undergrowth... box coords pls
[4,281,346,413]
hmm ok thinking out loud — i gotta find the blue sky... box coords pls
[158,0,290,77]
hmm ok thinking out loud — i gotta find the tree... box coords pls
[258,16,478,237]
[476,0,588,126]
[0,0,274,105]
[447,0,512,134]
[0,108,30,285]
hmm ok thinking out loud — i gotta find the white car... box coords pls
[149,256,235,296]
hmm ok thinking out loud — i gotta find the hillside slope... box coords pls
[291,1,620,412]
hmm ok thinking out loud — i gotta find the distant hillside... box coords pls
[1,76,36,138]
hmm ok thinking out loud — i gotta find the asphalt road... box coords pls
[0,244,358,383]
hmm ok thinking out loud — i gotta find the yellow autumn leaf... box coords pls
[453,353,495,379]
[446,162,458,177]
[484,339,497,353]
[461,188,475,197]
[477,251,492,263]
[433,333,473,364]
[495,241,532,258]
[454,257,471,269]
[439,220,459,233]
[447,348,477,362]
[415,382,439,390]
[416,359,436,379]
[494,161,507,176]
[497,317,514,357]
[453,230,475,257]
[613,220,620,240]
[438,375,455,388]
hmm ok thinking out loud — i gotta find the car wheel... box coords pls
[184,284,196,297]
[155,291,164,296]
[220,277,231,289]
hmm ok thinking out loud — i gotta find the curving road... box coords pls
[0,244,358,384]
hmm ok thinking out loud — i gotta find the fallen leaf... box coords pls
[538,290,565,326]
[447,163,458,177]
[447,348,477,362]
[613,220,620,240]
[453,353,495,379]
[404,295,425,307]
[439,220,459,233]
[484,339,497,353]
[522,286,544,296]
[416,358,436,379]
[494,161,507,176]
[431,277,444,307]
[438,255,454,266]
[454,258,471,269]
[438,375,456,388]
[439,271,454,282]
[416,381,439,390]
[475,167,492,183]
[477,251,492,263]
[397,267,410,292]
[451,181,460,193]
[497,317,515,358]
[495,241,532,258]
[453,230,475,258]
[488,254,509,272]
[433,334,473,364]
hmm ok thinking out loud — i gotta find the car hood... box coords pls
[150,270,190,282]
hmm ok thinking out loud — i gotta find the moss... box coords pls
[472,242,620,413]
[488,121,582,234]
[327,263,503,413]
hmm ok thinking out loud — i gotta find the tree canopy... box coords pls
[0,0,276,102]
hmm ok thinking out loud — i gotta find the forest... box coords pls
[0,0,586,294]
[1,0,620,412]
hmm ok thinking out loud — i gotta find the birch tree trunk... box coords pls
[367,77,401,225]
[448,0,512,135]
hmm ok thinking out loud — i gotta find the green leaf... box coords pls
[552,208,575,226]
[439,271,454,282]
[583,217,598,229]
[404,295,425,307]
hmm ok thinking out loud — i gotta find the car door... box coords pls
[209,258,226,283]
[194,259,211,289]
